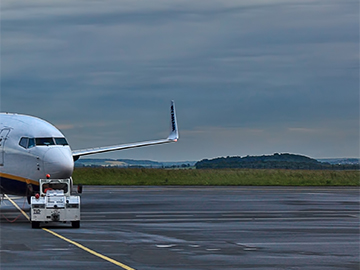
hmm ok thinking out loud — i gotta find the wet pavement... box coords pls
[0,186,359,270]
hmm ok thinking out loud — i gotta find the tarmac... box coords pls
[0,186,359,270]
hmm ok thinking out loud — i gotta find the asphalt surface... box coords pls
[0,186,359,270]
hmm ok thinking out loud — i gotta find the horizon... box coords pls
[76,153,360,163]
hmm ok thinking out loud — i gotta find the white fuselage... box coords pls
[0,113,74,195]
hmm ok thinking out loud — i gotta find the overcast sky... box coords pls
[1,0,359,161]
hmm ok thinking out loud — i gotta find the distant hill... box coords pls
[75,158,196,168]
[74,155,359,170]
[195,153,360,170]
[317,158,360,165]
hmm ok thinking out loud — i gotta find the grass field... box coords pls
[72,167,360,186]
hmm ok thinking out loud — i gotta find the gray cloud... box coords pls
[1,0,358,160]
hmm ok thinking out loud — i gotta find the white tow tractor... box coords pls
[30,178,82,229]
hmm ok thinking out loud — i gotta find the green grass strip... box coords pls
[73,168,360,186]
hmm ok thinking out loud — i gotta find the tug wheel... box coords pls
[31,221,40,229]
[72,221,80,228]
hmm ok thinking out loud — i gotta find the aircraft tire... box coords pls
[72,221,80,228]
[31,221,40,229]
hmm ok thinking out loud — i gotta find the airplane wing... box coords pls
[72,101,179,161]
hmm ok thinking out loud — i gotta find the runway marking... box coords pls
[5,195,136,270]
[237,241,358,246]
[83,217,351,223]
[4,194,30,220]
[136,214,194,218]
[83,210,358,215]
[43,228,136,270]
[156,244,177,248]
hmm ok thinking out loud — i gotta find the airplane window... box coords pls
[54,137,68,146]
[19,137,29,148]
[28,138,35,148]
[35,138,55,146]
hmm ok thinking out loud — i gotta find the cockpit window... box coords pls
[54,137,68,146]
[19,137,28,148]
[28,138,35,148]
[19,137,36,149]
[20,137,68,148]
[35,138,55,146]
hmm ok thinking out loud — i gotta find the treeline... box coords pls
[195,153,360,170]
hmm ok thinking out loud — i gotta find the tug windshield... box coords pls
[42,182,68,193]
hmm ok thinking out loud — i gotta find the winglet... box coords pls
[167,100,179,141]
[72,100,179,161]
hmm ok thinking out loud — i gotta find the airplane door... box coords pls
[0,129,10,166]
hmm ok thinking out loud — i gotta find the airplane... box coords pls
[0,101,179,201]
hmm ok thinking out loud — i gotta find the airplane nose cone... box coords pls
[43,147,74,178]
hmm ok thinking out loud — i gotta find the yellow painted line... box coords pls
[4,194,30,220]
[42,228,136,270]
[5,194,136,270]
